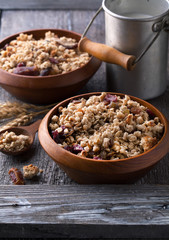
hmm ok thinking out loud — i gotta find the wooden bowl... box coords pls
[0,29,101,104]
[38,92,169,184]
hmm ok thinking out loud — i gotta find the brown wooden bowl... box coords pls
[38,92,169,184]
[0,29,101,104]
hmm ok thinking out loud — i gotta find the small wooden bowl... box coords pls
[38,92,169,184]
[0,29,101,104]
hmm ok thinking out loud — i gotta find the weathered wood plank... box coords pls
[0,0,102,10]
[0,185,169,238]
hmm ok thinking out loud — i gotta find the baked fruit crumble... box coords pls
[49,93,164,160]
[0,31,90,76]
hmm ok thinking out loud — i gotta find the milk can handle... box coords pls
[79,6,169,68]
[79,6,136,71]
[81,6,103,39]
[134,15,169,64]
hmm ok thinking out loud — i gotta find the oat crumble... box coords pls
[23,164,40,179]
[0,131,30,152]
[0,31,90,76]
[49,93,164,160]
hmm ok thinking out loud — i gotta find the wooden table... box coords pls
[0,0,169,238]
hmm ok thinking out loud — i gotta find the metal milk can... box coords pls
[79,0,169,99]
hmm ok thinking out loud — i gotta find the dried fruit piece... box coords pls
[49,57,66,64]
[93,156,102,160]
[58,58,66,62]
[130,107,141,114]
[40,67,51,76]
[146,109,155,119]
[64,145,74,152]
[8,167,24,185]
[64,144,83,154]
[52,126,66,143]
[13,66,39,76]
[49,58,59,64]
[73,144,83,154]
[104,94,118,104]
[17,62,26,67]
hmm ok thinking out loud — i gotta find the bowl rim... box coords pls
[0,28,95,80]
[44,91,169,163]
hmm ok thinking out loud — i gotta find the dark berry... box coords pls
[52,126,66,143]
[17,62,26,67]
[104,94,118,104]
[146,109,155,119]
[40,67,51,76]
[64,144,83,154]
[49,58,59,64]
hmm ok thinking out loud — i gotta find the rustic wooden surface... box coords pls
[0,185,169,238]
[0,1,169,238]
[0,0,102,10]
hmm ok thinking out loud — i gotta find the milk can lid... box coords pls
[102,0,169,21]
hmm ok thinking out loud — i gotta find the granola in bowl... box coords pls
[0,31,90,76]
[49,92,164,160]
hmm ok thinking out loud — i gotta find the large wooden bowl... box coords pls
[38,92,169,184]
[0,29,101,104]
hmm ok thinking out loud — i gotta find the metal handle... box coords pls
[81,6,103,39]
[134,16,169,64]
[80,6,136,71]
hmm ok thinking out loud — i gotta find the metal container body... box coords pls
[103,0,169,99]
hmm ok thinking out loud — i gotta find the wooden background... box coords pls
[0,0,169,238]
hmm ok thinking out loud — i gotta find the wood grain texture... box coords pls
[0,185,169,238]
[0,0,102,10]
[79,37,136,70]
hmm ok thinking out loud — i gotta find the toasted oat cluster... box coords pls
[49,93,164,160]
[0,31,90,76]
[23,164,40,179]
[0,131,30,152]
